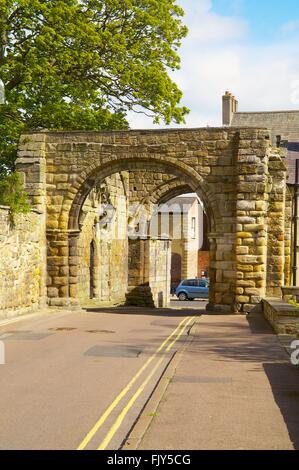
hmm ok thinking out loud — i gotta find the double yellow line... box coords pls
[77,315,196,451]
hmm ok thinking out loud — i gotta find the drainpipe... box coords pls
[293,159,299,286]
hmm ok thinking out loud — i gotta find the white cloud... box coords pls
[182,0,247,45]
[281,18,299,34]
[127,0,299,129]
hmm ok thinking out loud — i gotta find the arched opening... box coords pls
[66,158,217,234]
[63,161,215,309]
[149,189,211,306]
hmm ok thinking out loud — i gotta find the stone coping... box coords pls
[282,286,299,294]
[262,298,299,336]
[263,298,299,314]
[20,126,270,135]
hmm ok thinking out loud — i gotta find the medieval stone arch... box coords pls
[16,127,287,313]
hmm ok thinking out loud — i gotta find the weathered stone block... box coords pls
[236,232,254,239]
[236,246,249,255]
[47,287,58,298]
[53,276,68,286]
[236,295,250,303]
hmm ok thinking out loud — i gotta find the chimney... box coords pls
[222,91,238,125]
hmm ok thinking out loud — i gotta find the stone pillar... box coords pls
[16,133,47,212]
[149,237,171,308]
[46,229,81,307]
[266,150,288,296]
[207,233,235,313]
[126,236,152,307]
[284,188,292,287]
[126,236,171,307]
[16,133,47,308]
[235,130,272,313]
[68,230,81,303]
[47,230,70,306]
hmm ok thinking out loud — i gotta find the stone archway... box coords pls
[65,160,217,309]
[16,127,287,313]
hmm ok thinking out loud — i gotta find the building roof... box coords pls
[159,195,199,214]
[231,110,299,146]
[230,109,299,183]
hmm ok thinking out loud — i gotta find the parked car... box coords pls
[175,278,209,301]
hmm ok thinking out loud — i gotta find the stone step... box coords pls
[262,298,299,335]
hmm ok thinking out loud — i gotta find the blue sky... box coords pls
[213,0,299,43]
[128,0,299,128]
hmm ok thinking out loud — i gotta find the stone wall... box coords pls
[129,170,173,203]
[0,207,46,319]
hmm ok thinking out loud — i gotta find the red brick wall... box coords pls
[198,250,209,277]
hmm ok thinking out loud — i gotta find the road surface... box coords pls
[0,305,202,450]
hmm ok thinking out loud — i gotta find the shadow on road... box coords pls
[83,305,207,317]
[263,362,299,450]
[184,311,291,364]
[246,309,274,335]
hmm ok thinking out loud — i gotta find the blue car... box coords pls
[175,278,209,301]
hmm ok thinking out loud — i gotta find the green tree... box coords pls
[0,0,189,175]
[0,171,29,213]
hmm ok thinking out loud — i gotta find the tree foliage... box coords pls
[0,171,29,213]
[0,0,189,175]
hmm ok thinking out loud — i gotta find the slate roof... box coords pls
[231,110,299,184]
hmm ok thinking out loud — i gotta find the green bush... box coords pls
[0,172,30,213]
[289,299,299,309]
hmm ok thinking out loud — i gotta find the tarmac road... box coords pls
[0,305,202,450]
[169,299,208,309]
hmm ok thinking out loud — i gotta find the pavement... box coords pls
[133,311,299,450]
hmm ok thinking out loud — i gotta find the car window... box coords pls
[182,280,196,287]
[199,281,207,287]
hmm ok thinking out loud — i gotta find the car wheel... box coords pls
[178,292,188,301]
